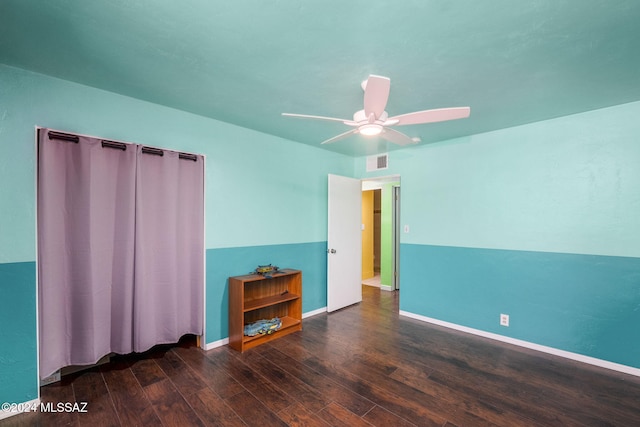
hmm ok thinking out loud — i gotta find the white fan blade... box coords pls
[388,107,470,126]
[320,129,359,145]
[380,128,418,146]
[363,75,390,120]
[282,113,358,126]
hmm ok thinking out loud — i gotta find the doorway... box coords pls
[361,176,400,291]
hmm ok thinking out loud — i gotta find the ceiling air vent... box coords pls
[366,153,388,172]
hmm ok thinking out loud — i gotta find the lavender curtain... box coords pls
[133,146,204,351]
[38,131,137,377]
[38,130,204,378]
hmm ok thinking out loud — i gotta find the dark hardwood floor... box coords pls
[3,285,640,426]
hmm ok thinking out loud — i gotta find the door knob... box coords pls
[327,248,337,254]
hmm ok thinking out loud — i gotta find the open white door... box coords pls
[327,174,362,312]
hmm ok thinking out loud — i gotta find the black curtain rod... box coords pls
[141,146,164,156]
[48,131,79,143]
[179,153,197,161]
[47,132,198,160]
[101,140,127,151]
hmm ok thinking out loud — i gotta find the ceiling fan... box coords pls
[282,74,470,146]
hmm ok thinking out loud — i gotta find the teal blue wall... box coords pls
[206,242,327,343]
[401,245,640,367]
[0,64,352,404]
[358,101,640,368]
[0,262,37,404]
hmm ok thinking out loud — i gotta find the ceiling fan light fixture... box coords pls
[282,75,470,146]
[359,123,383,136]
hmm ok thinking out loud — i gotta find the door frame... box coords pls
[360,175,401,292]
[392,185,401,290]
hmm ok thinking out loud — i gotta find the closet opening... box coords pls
[36,128,206,385]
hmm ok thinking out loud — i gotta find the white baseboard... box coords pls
[399,310,640,378]
[380,285,393,292]
[0,398,40,420]
[303,307,327,319]
[203,337,229,351]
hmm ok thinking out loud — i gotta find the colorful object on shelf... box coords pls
[243,317,282,337]
[252,264,281,278]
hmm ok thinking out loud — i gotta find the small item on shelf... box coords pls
[251,264,281,278]
[244,317,282,337]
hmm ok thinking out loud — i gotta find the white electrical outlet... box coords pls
[500,313,510,327]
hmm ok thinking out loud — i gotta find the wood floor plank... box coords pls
[361,405,418,427]
[143,378,205,427]
[155,348,208,397]
[183,386,246,427]
[101,363,162,427]
[424,359,600,426]
[76,395,121,427]
[303,355,447,427]
[0,412,43,427]
[38,380,81,427]
[206,347,293,413]
[172,345,245,399]
[129,358,166,388]
[277,402,333,427]
[70,368,120,427]
[492,349,640,425]
[224,390,289,427]
[262,347,376,417]
[235,350,331,413]
[344,353,538,426]
[316,402,374,427]
[71,368,109,400]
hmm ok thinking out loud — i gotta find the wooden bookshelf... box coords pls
[228,269,302,352]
